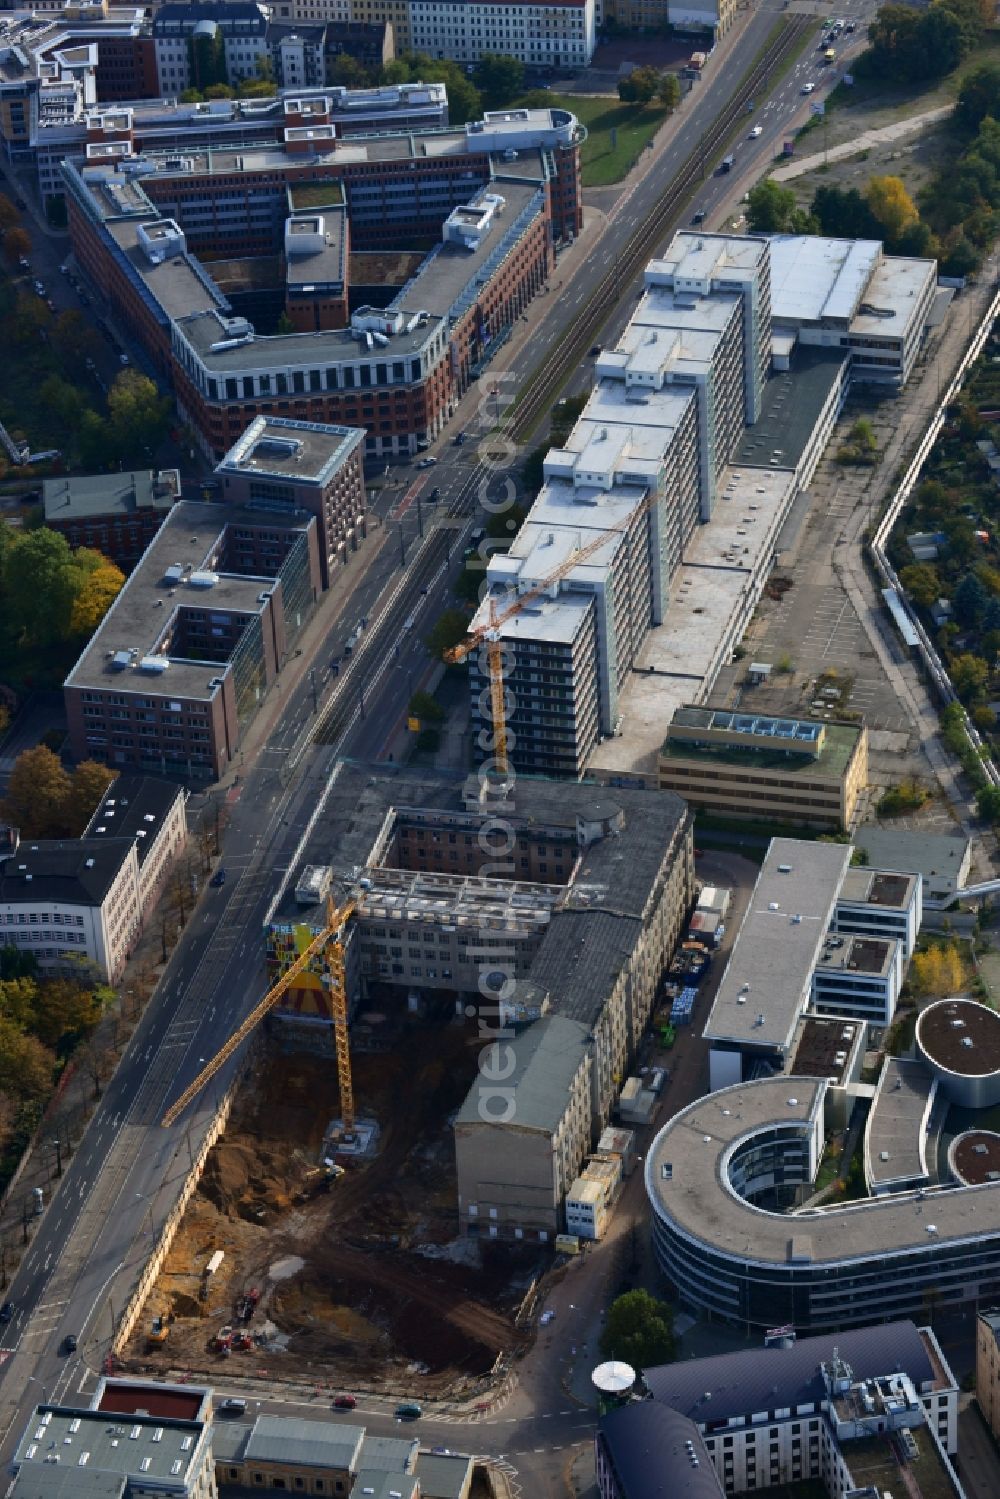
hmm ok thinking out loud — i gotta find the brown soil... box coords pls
[126,1002,537,1394]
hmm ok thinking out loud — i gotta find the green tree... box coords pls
[950,651,990,703]
[658,73,681,111]
[956,61,1000,131]
[473,53,525,109]
[37,375,88,436]
[899,562,940,609]
[0,1015,54,1103]
[107,370,172,461]
[0,976,38,1029]
[619,65,660,104]
[275,311,295,334]
[598,1289,675,1372]
[328,54,370,88]
[3,528,80,644]
[978,784,1000,822]
[178,87,203,103]
[747,179,799,233]
[954,571,989,627]
[29,976,102,1050]
[0,745,72,837]
[408,689,445,723]
[812,183,880,239]
[426,608,473,660]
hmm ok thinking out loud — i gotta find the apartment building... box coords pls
[263,766,694,1231]
[151,2,270,97]
[0,776,187,980]
[43,467,180,568]
[63,493,329,780]
[470,231,770,778]
[63,111,576,456]
[658,708,868,830]
[600,0,737,39]
[409,0,596,68]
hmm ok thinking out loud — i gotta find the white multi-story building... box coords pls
[409,0,596,68]
[0,775,187,981]
[152,2,270,97]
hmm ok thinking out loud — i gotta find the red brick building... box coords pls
[43,469,180,570]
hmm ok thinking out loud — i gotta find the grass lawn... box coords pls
[536,92,671,186]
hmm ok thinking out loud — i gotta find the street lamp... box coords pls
[135,1192,155,1242]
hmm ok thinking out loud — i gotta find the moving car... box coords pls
[540,1309,555,1325]
[219,1399,247,1415]
[333,1394,357,1410]
[210,868,227,887]
[395,1403,422,1421]
[453,431,467,445]
[749,125,762,138]
[691,210,706,224]
[62,1334,77,1353]
[428,486,441,501]
[802,82,816,93]
[416,456,436,469]
[0,1302,13,1323]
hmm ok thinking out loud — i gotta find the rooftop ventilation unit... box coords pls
[188,571,219,588]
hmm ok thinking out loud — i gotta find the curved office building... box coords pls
[916,997,1000,1110]
[646,1075,1000,1332]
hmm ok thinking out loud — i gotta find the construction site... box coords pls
[122,766,693,1391]
[127,1014,534,1393]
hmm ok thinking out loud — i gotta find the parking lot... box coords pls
[711,397,937,809]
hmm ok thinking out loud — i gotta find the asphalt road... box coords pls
[0,5,880,1491]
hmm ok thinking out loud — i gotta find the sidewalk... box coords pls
[770,104,951,181]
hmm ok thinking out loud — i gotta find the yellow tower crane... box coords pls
[160,895,355,1132]
[444,499,659,775]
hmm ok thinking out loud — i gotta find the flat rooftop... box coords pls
[43,470,180,524]
[14,1407,205,1485]
[853,252,937,337]
[285,210,346,291]
[852,827,970,885]
[703,837,851,1053]
[845,1429,958,1499]
[94,1380,206,1422]
[789,1015,860,1084]
[917,998,1000,1076]
[865,1057,935,1192]
[645,1073,1000,1265]
[839,867,915,911]
[733,347,847,472]
[392,179,544,320]
[589,464,796,779]
[815,934,895,978]
[950,1130,1000,1185]
[769,235,881,325]
[64,499,313,701]
[663,712,861,781]
[105,217,226,324]
[215,416,363,486]
[178,303,442,374]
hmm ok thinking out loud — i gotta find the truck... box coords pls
[721,154,734,173]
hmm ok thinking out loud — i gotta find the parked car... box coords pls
[0,1302,13,1323]
[691,210,706,224]
[210,868,226,887]
[332,1394,357,1410]
[218,1398,247,1415]
[119,352,130,365]
[33,280,45,296]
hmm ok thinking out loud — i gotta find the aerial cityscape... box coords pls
[1,0,1000,1495]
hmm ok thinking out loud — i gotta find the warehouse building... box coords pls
[659,707,868,830]
[263,766,694,1237]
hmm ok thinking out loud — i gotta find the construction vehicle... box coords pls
[147,1315,170,1347]
[443,491,665,776]
[235,1288,260,1323]
[295,1160,346,1203]
[161,895,356,1137]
